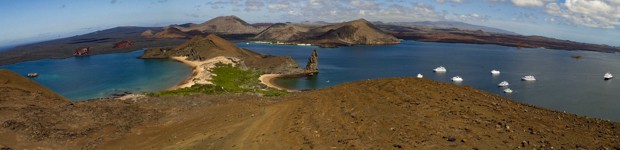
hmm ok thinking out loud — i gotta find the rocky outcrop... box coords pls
[74,47,90,56]
[141,34,302,74]
[172,16,266,34]
[304,49,318,75]
[112,40,135,48]
[151,27,190,38]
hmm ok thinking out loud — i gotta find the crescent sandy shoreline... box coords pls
[259,74,297,92]
[167,56,296,92]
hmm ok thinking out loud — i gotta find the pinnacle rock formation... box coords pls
[304,49,319,75]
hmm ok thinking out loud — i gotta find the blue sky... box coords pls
[0,0,619,47]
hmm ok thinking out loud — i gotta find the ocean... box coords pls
[239,41,620,121]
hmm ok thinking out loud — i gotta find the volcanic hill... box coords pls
[140,34,302,74]
[257,19,401,47]
[172,16,266,34]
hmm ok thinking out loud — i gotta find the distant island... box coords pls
[1,15,619,66]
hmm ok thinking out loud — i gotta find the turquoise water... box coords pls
[239,41,620,121]
[0,50,191,100]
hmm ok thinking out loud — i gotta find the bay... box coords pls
[239,41,620,121]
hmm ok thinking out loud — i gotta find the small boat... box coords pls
[433,66,447,72]
[417,73,423,78]
[504,88,513,93]
[498,81,509,87]
[451,76,463,82]
[491,69,501,75]
[245,42,250,45]
[521,75,536,81]
[604,72,613,80]
[27,73,38,78]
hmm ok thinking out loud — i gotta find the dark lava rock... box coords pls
[447,137,457,142]
[304,49,319,75]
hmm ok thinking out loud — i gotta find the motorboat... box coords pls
[521,75,536,81]
[27,73,38,78]
[451,76,463,82]
[491,69,500,75]
[504,88,513,93]
[498,81,509,87]
[433,66,447,72]
[417,73,423,78]
[604,72,613,80]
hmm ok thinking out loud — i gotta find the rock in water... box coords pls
[304,49,319,75]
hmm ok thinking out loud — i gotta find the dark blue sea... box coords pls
[0,50,191,100]
[239,41,620,121]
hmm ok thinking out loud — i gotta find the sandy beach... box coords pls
[170,56,295,92]
[259,74,296,92]
[168,56,239,90]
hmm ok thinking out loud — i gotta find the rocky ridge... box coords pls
[140,34,302,74]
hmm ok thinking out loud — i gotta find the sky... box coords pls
[0,0,619,47]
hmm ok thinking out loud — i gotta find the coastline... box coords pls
[168,56,201,90]
[167,56,241,90]
[259,74,297,92]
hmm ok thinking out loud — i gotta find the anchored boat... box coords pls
[451,76,463,82]
[522,75,536,81]
[604,72,613,80]
[491,69,500,75]
[433,66,447,72]
[498,81,509,87]
[27,73,38,78]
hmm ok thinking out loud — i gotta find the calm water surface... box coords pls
[239,41,620,121]
[1,50,191,100]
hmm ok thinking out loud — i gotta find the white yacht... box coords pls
[504,88,513,93]
[451,76,463,82]
[498,81,509,87]
[604,72,613,80]
[417,73,423,78]
[27,73,38,78]
[433,66,447,72]
[521,75,536,81]
[491,69,501,75]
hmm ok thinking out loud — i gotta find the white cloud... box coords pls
[446,13,489,22]
[510,0,553,7]
[544,1,620,29]
[244,0,264,11]
[351,0,378,8]
[437,0,464,4]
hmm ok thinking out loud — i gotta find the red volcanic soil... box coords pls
[112,40,135,48]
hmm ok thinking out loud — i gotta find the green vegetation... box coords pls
[147,63,287,97]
